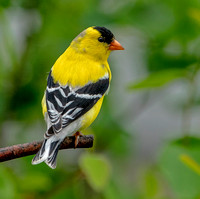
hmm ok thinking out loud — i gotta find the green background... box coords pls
[1,0,200,198]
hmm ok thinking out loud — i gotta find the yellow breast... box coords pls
[42,95,47,116]
[80,97,104,130]
[51,47,111,87]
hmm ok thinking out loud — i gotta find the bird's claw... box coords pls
[73,131,83,148]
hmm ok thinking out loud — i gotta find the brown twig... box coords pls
[0,135,94,162]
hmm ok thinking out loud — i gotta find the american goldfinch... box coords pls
[32,26,124,169]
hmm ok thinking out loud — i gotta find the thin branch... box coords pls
[0,135,94,162]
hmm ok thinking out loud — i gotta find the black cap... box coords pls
[93,26,114,44]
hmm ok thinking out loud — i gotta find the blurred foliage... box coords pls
[129,68,187,89]
[79,153,111,192]
[1,0,200,198]
[160,137,200,199]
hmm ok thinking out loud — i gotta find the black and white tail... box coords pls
[32,136,62,169]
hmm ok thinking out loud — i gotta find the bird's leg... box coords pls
[73,131,83,148]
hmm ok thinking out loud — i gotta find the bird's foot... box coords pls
[73,131,83,148]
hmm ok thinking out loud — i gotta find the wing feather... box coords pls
[45,70,109,135]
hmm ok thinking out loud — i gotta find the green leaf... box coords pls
[79,153,111,192]
[144,169,159,198]
[104,181,127,199]
[129,69,186,90]
[180,154,200,176]
[159,136,200,199]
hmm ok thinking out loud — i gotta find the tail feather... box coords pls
[32,139,48,165]
[45,140,62,169]
[32,137,62,169]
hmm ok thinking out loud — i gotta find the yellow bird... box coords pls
[32,26,124,169]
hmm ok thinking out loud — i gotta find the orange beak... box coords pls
[109,39,124,50]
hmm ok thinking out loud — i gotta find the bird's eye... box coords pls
[98,37,104,42]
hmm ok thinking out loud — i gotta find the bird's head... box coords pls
[70,26,124,61]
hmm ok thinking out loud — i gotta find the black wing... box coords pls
[45,70,109,135]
